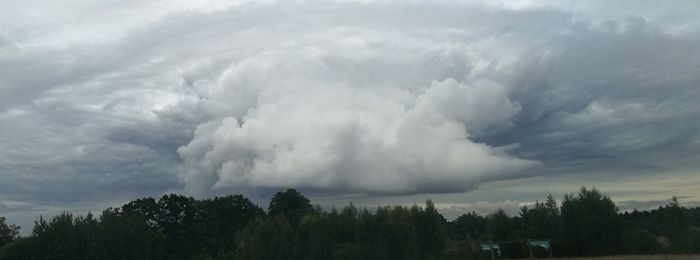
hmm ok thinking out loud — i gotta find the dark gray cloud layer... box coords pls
[1,0,699,225]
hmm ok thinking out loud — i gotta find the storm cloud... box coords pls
[173,1,700,194]
[1,0,700,225]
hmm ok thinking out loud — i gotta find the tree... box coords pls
[235,216,295,260]
[30,212,99,259]
[268,189,313,227]
[0,217,19,249]
[196,195,264,257]
[11,187,700,258]
[94,208,166,260]
[658,196,697,253]
[377,206,418,260]
[486,209,523,258]
[622,228,661,254]
[520,194,559,240]
[121,197,160,227]
[0,237,38,260]
[487,209,513,242]
[559,187,624,256]
[335,204,361,244]
[332,243,381,260]
[442,241,475,260]
[295,212,335,260]
[413,200,447,259]
[446,211,487,241]
[662,196,688,231]
[156,194,202,259]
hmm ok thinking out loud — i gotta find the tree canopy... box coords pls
[1,187,699,259]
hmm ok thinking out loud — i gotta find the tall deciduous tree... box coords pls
[95,208,166,260]
[560,187,624,256]
[268,189,313,227]
[156,194,201,259]
[197,195,264,257]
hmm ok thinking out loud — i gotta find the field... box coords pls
[551,255,700,260]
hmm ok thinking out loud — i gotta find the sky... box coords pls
[1,0,700,233]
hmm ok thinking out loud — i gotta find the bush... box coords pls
[622,229,661,254]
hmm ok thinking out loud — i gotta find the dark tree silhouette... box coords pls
[95,208,166,260]
[414,200,447,259]
[2,187,700,259]
[268,189,313,227]
[559,187,624,256]
[234,215,295,260]
[0,217,19,249]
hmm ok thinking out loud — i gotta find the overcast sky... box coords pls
[2,0,700,233]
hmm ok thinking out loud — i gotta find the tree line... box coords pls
[0,187,698,259]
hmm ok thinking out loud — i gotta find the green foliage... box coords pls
[95,208,166,260]
[2,187,699,259]
[234,216,295,260]
[685,227,700,252]
[0,217,19,249]
[623,198,700,254]
[121,197,160,227]
[445,211,486,241]
[268,189,313,227]
[196,195,264,257]
[377,206,418,260]
[441,240,474,260]
[520,194,559,240]
[413,200,447,259]
[486,209,526,258]
[559,187,624,256]
[332,243,381,260]
[622,229,662,254]
[296,212,335,259]
[152,194,201,259]
[0,238,37,259]
[487,209,514,242]
[29,212,99,259]
[0,194,262,260]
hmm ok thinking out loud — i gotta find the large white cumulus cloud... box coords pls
[167,0,700,194]
[178,78,535,194]
[168,3,550,194]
